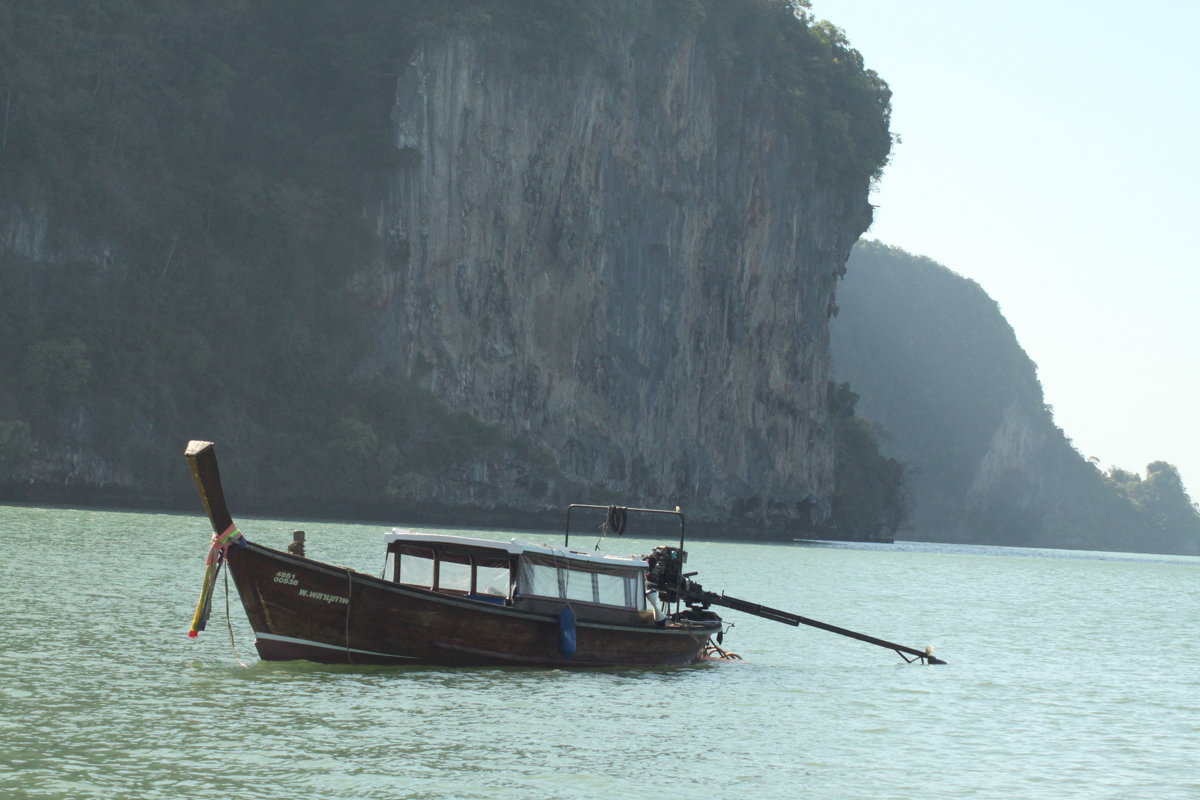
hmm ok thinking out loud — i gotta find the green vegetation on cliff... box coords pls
[828,382,907,540]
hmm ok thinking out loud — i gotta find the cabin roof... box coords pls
[384,529,649,570]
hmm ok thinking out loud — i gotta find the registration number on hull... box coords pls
[272,570,348,605]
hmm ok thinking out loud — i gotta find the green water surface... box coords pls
[2,505,1198,799]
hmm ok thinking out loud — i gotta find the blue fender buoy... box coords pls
[557,605,577,659]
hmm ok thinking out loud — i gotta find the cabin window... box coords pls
[394,545,514,601]
[438,559,472,592]
[597,572,632,607]
[398,552,435,589]
[518,558,645,610]
[523,563,563,599]
[565,571,596,604]
[475,564,510,597]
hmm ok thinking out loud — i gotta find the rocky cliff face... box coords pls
[1,3,887,532]
[358,25,875,530]
[0,201,130,489]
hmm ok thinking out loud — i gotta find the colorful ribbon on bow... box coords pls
[188,524,246,638]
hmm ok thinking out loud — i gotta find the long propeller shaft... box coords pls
[697,590,946,665]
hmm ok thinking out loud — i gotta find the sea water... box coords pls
[1,504,1198,799]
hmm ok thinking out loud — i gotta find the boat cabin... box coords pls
[383,530,654,624]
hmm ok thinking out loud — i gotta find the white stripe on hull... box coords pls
[253,632,416,660]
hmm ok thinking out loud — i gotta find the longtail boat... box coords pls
[185,440,945,667]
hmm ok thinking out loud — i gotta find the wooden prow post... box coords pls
[185,440,234,535]
[184,440,244,639]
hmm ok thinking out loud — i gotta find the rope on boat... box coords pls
[594,505,628,550]
[188,524,245,638]
[590,506,628,551]
[701,623,743,661]
[545,545,577,659]
[223,564,248,668]
[702,640,743,661]
[606,506,627,535]
[343,567,354,665]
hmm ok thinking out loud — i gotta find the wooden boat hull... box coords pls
[227,541,718,667]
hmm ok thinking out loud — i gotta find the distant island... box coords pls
[832,241,1200,555]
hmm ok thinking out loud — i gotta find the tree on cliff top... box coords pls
[1106,462,1200,542]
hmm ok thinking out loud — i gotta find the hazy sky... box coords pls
[808,1,1200,498]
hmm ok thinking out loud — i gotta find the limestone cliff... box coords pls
[0,2,889,534]
[356,20,876,531]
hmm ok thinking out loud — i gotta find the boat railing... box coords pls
[563,504,686,551]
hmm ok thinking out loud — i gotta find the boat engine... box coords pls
[645,546,695,604]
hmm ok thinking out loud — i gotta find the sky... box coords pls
[807,0,1200,498]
